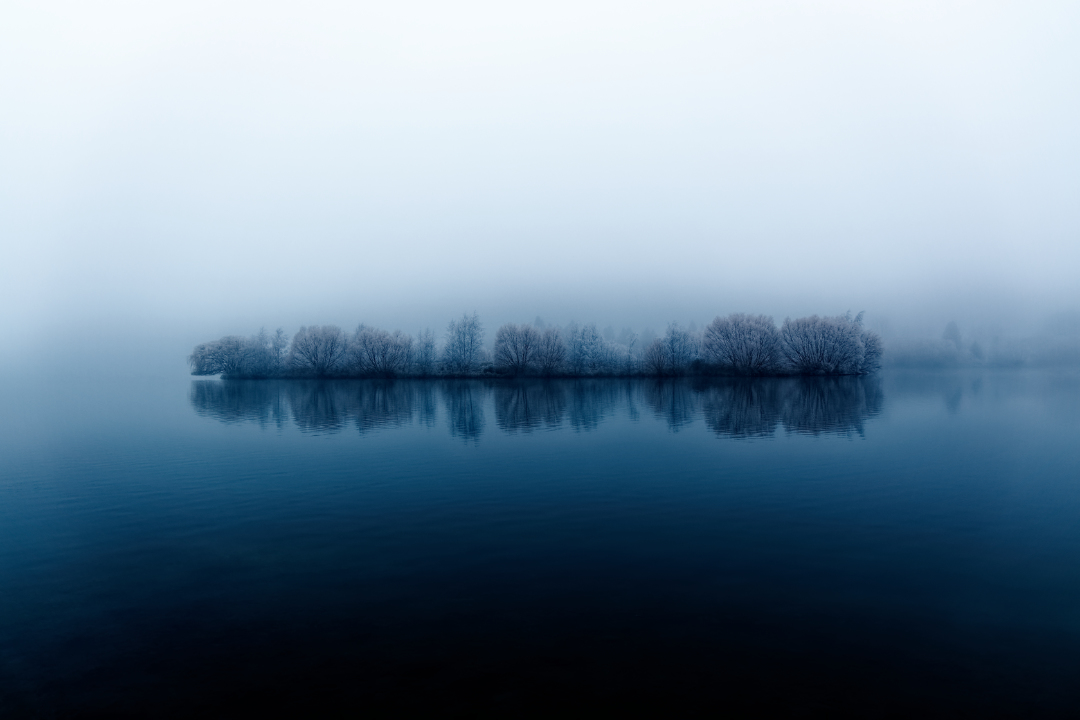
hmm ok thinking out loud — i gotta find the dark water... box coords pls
[1,372,1079,717]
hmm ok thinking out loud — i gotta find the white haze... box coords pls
[2,1,1078,374]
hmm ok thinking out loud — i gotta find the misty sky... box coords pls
[3,1,1079,371]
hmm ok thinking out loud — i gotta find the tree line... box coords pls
[189,311,882,378]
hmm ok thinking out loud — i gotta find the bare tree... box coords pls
[189,332,281,377]
[642,338,668,375]
[189,336,252,376]
[780,313,880,374]
[349,325,413,376]
[576,323,605,374]
[663,322,698,375]
[563,322,619,375]
[413,328,437,376]
[860,316,883,372]
[271,328,289,363]
[534,327,566,375]
[494,323,541,374]
[187,310,882,379]
[442,312,484,374]
[703,313,782,375]
[288,325,347,376]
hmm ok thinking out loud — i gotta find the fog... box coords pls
[4,2,1079,376]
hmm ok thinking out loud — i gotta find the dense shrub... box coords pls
[779,313,880,375]
[703,313,782,375]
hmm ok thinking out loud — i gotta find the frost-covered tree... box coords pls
[576,323,605,374]
[494,323,541,374]
[288,325,347,376]
[642,338,668,375]
[413,328,437,376]
[662,323,698,375]
[534,327,567,375]
[348,325,413,376]
[189,336,252,376]
[703,313,782,375]
[443,312,484,374]
[862,328,883,372]
[563,322,620,375]
[189,330,285,377]
[270,328,289,364]
[188,310,882,378]
[779,312,881,374]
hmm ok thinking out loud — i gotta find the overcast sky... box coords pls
[3,1,1079,371]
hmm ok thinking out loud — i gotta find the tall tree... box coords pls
[443,312,484,374]
[288,325,347,376]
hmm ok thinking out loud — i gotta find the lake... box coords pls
[1,371,1079,716]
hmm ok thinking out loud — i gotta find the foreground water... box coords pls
[1,371,1078,716]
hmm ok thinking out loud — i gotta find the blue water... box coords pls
[1,372,1078,716]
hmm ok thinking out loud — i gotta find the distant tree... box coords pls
[562,322,619,375]
[639,327,658,354]
[245,328,284,376]
[494,323,541,374]
[443,312,484,374]
[413,328,437,376]
[189,331,282,377]
[288,325,347,376]
[662,322,698,375]
[349,325,413,376]
[616,328,639,373]
[562,322,583,373]
[862,327,883,372]
[534,327,567,375]
[189,336,251,376]
[271,328,289,363]
[577,323,605,374]
[943,321,962,350]
[703,313,782,375]
[188,310,882,378]
[780,313,880,374]
[642,338,668,375]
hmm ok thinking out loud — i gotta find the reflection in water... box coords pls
[441,381,486,442]
[494,381,566,432]
[566,380,625,431]
[779,376,883,436]
[699,380,782,438]
[644,381,699,431]
[191,377,884,439]
[189,380,289,429]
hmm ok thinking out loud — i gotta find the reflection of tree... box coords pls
[415,382,438,428]
[494,381,566,432]
[352,381,416,433]
[287,381,349,434]
[189,380,288,428]
[778,376,883,436]
[644,380,699,430]
[696,376,883,438]
[190,376,884,440]
[440,381,486,442]
[192,380,433,435]
[566,380,623,431]
[698,379,782,438]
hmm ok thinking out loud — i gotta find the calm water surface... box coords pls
[1,372,1079,716]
